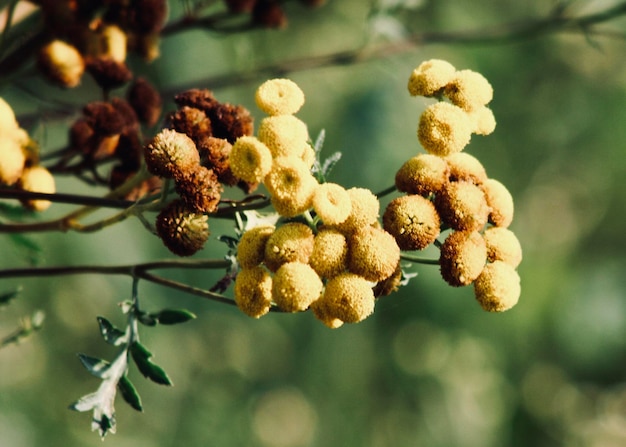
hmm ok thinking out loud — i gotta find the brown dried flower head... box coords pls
[435,180,489,232]
[383,195,441,251]
[439,230,487,287]
[395,153,449,196]
[174,165,223,213]
[155,200,209,256]
[144,129,200,178]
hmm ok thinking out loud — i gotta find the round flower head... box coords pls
[373,262,403,297]
[435,180,489,232]
[300,144,316,169]
[474,260,521,312]
[309,228,348,279]
[418,102,473,156]
[38,40,85,88]
[18,166,56,211]
[383,195,440,251]
[445,152,487,185]
[439,230,487,287]
[348,226,400,282]
[0,138,26,185]
[407,59,456,97]
[264,222,314,272]
[175,165,223,213]
[0,97,18,132]
[315,273,376,324]
[312,183,352,225]
[255,78,305,116]
[156,200,209,256]
[334,187,380,234]
[310,299,344,329]
[482,178,514,228]
[469,106,496,136]
[234,266,273,318]
[237,225,276,269]
[257,115,309,158]
[100,25,127,63]
[444,69,493,111]
[264,156,317,217]
[229,135,273,183]
[483,226,522,268]
[144,129,200,178]
[395,153,449,196]
[272,262,323,312]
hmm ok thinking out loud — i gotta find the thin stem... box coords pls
[376,184,397,199]
[400,253,440,265]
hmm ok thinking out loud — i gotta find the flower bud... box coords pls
[38,40,85,88]
[144,129,200,178]
[18,166,56,211]
[234,266,273,318]
[439,230,487,287]
[255,78,305,116]
[383,195,440,251]
[474,260,521,312]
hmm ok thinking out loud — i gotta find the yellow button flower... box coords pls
[435,180,489,232]
[418,102,473,156]
[257,115,309,158]
[439,230,487,287]
[229,135,273,183]
[483,227,522,268]
[272,262,323,312]
[234,266,273,318]
[38,40,85,88]
[315,273,376,324]
[482,178,514,228]
[18,166,56,211]
[309,228,348,279]
[237,225,276,269]
[407,59,456,97]
[264,156,317,217]
[333,187,380,234]
[255,78,305,116]
[474,260,521,312]
[264,222,314,272]
[445,152,487,185]
[312,183,352,225]
[348,226,400,282]
[0,138,26,186]
[444,69,493,112]
[395,153,449,196]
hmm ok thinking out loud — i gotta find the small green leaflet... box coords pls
[97,317,127,346]
[152,309,196,325]
[77,354,111,379]
[117,375,143,412]
[129,342,173,386]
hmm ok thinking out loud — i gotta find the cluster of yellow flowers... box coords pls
[230,79,401,327]
[385,59,522,312]
[0,98,55,211]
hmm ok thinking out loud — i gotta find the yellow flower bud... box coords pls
[229,135,273,183]
[439,230,487,287]
[483,227,522,268]
[309,228,348,279]
[383,195,440,251]
[444,69,493,111]
[264,156,317,217]
[255,78,305,116]
[395,153,449,196]
[101,25,127,63]
[38,40,85,88]
[0,138,26,186]
[237,225,276,269]
[272,262,323,312]
[435,180,489,232]
[18,166,56,211]
[333,187,380,234]
[144,129,200,178]
[234,266,273,318]
[407,59,456,97]
[264,222,314,272]
[257,115,309,158]
[469,106,496,136]
[348,226,400,282]
[482,178,514,228]
[314,273,375,324]
[418,102,473,156]
[311,299,344,329]
[312,182,351,225]
[474,260,521,312]
[445,152,487,185]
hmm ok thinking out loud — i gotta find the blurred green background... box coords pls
[1,1,625,446]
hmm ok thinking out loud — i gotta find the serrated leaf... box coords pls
[0,286,22,306]
[97,317,127,346]
[313,129,326,154]
[117,375,143,412]
[321,151,342,178]
[78,354,111,378]
[153,309,196,325]
[130,342,173,386]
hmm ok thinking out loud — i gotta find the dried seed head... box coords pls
[174,165,222,213]
[155,200,209,256]
[127,77,163,127]
[144,129,200,178]
[167,106,212,143]
[86,57,133,90]
[383,195,441,251]
[439,230,487,287]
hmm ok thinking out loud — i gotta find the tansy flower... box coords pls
[144,129,200,178]
[481,178,514,228]
[383,195,440,251]
[309,228,349,279]
[18,166,56,211]
[0,138,26,186]
[435,180,489,232]
[38,40,85,88]
[418,102,473,156]
[395,153,449,196]
[264,156,317,217]
[229,135,273,183]
[234,266,273,318]
[100,25,127,63]
[439,230,487,287]
[264,222,314,272]
[469,106,496,136]
[174,165,222,213]
[444,69,493,112]
[348,226,400,282]
[272,262,323,312]
[333,187,380,234]
[483,227,522,268]
[257,115,309,158]
[445,152,487,185]
[255,78,305,116]
[407,59,456,97]
[300,144,316,169]
[310,299,344,329]
[237,225,276,269]
[314,273,376,324]
[155,200,209,256]
[312,183,352,225]
[474,260,521,312]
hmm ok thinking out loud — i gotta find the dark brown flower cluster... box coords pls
[35,0,167,89]
[224,0,326,29]
[149,90,257,256]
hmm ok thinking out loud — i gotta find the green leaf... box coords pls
[96,317,126,346]
[0,286,21,306]
[117,375,143,412]
[136,311,157,326]
[152,309,196,325]
[77,354,111,378]
[129,342,173,386]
